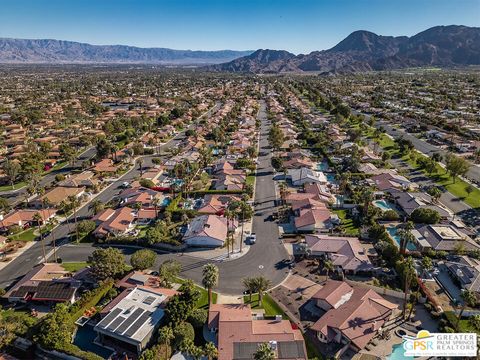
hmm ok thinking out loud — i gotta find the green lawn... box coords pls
[61,262,89,272]
[444,311,480,335]
[246,174,255,186]
[8,228,37,242]
[174,276,218,308]
[243,293,287,318]
[332,209,359,236]
[0,181,27,192]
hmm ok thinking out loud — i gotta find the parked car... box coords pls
[246,233,256,244]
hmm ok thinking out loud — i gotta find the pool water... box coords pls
[317,161,329,172]
[387,226,417,251]
[73,324,114,359]
[326,174,337,184]
[373,200,396,211]
[388,343,413,360]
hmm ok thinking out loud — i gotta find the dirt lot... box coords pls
[423,279,454,311]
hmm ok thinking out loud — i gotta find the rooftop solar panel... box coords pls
[278,340,306,358]
[143,296,156,305]
[107,316,126,331]
[115,308,144,335]
[123,311,152,337]
[97,308,122,329]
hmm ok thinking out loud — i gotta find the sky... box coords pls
[0,0,479,54]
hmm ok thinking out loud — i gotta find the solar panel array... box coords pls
[143,296,156,305]
[115,308,145,334]
[124,310,152,337]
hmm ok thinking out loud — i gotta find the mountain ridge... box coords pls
[209,25,480,73]
[0,38,254,64]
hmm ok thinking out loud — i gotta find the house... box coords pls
[94,287,172,355]
[197,194,240,215]
[311,280,397,352]
[208,304,307,360]
[387,189,452,219]
[294,208,333,232]
[58,171,98,188]
[183,215,230,247]
[412,224,480,253]
[92,207,135,238]
[371,172,417,191]
[0,209,56,231]
[305,235,374,274]
[92,158,118,173]
[33,186,85,208]
[213,174,245,191]
[4,263,80,304]
[444,256,480,297]
[287,168,327,187]
[136,209,157,225]
[118,187,163,208]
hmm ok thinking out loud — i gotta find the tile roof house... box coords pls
[93,207,136,238]
[387,189,452,219]
[294,208,334,233]
[311,280,397,352]
[183,215,230,247]
[287,168,327,187]
[92,158,118,173]
[305,235,374,274]
[371,172,417,191]
[412,224,480,252]
[208,304,307,360]
[4,263,80,304]
[58,171,98,188]
[0,209,56,231]
[34,186,85,208]
[197,194,240,215]
[118,187,163,208]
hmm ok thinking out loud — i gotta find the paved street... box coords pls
[1,146,97,206]
[0,104,219,289]
[377,120,480,183]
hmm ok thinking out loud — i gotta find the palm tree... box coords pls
[202,264,219,305]
[397,228,415,255]
[457,290,477,329]
[322,259,334,278]
[138,158,144,175]
[243,277,256,302]
[158,326,174,346]
[46,217,58,262]
[89,199,104,215]
[68,195,81,242]
[254,276,271,305]
[402,257,416,318]
[254,342,275,360]
[224,209,234,257]
[204,342,218,360]
[360,188,373,216]
[33,212,47,263]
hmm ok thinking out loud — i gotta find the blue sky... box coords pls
[0,0,478,53]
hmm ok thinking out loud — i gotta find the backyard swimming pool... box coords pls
[386,226,417,251]
[388,343,413,360]
[316,161,329,172]
[73,324,114,359]
[373,199,396,211]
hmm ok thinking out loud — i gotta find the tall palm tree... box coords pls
[254,342,275,360]
[402,257,416,318]
[33,212,47,263]
[68,195,81,242]
[138,158,144,175]
[224,209,234,257]
[204,342,218,360]
[46,217,58,262]
[322,259,334,278]
[397,228,415,255]
[243,277,256,302]
[89,199,104,215]
[457,290,477,328]
[254,276,271,305]
[202,264,219,305]
[158,326,174,346]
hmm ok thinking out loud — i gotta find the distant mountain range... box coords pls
[1,25,478,72]
[0,38,253,64]
[209,25,480,73]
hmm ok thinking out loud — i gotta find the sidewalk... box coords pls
[0,241,36,272]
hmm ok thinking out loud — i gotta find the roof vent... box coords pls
[269,340,278,350]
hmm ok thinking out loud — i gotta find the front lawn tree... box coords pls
[445,154,471,183]
[202,264,219,305]
[254,342,275,360]
[457,290,477,328]
[158,259,181,288]
[88,247,126,281]
[130,249,156,270]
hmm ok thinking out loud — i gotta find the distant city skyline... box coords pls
[0,0,479,54]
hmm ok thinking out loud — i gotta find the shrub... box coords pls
[55,174,66,182]
[382,210,400,221]
[172,322,195,350]
[410,208,441,224]
[139,178,155,188]
[188,308,208,328]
